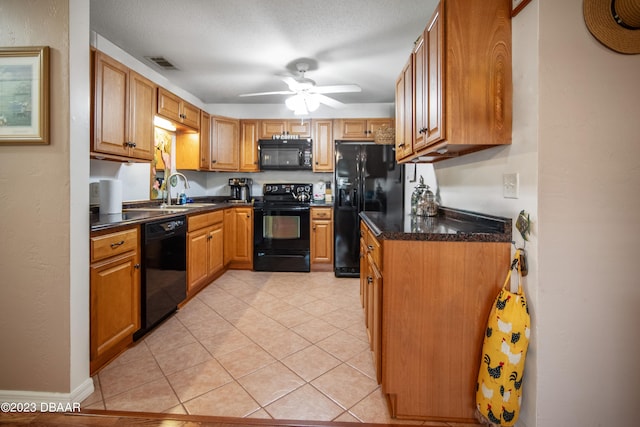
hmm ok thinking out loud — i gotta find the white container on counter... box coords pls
[99,179,123,214]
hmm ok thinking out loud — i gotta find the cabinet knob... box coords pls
[211,160,217,164]
[367,276,373,284]
[247,214,251,218]
[134,263,140,269]
[368,245,374,251]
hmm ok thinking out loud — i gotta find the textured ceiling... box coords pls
[90,0,438,105]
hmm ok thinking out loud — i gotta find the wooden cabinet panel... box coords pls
[176,111,211,170]
[311,207,333,268]
[259,119,311,139]
[395,55,414,161]
[224,207,253,269]
[157,88,200,131]
[425,6,443,146]
[313,120,334,172]
[199,112,211,169]
[90,226,140,374]
[187,211,224,297]
[211,116,239,171]
[239,120,259,172]
[128,71,157,160]
[334,118,394,141]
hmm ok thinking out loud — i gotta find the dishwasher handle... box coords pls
[145,217,187,242]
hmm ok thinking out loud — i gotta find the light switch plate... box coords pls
[503,173,519,199]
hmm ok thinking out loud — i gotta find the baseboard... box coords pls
[0,377,94,408]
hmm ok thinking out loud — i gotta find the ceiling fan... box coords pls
[239,62,361,115]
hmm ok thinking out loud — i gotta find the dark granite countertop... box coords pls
[360,207,512,242]
[90,199,252,232]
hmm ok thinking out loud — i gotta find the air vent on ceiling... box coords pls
[145,56,178,70]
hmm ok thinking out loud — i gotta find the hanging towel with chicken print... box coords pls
[476,249,530,426]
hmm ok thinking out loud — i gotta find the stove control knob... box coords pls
[305,185,311,192]
[265,185,271,192]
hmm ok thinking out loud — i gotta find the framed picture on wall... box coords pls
[0,46,49,145]
[512,0,532,17]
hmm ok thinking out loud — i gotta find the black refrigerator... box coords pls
[334,141,404,277]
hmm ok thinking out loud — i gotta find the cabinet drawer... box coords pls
[366,228,382,269]
[188,210,224,231]
[311,207,332,220]
[91,228,138,263]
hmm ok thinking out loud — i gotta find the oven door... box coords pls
[254,204,310,271]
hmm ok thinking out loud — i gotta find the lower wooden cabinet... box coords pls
[224,207,253,269]
[359,219,510,422]
[187,211,224,297]
[89,226,141,374]
[310,207,333,270]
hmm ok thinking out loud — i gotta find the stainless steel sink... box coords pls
[123,202,217,213]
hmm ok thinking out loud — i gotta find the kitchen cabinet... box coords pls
[259,119,311,139]
[175,110,211,170]
[310,207,333,270]
[359,217,510,422]
[312,120,334,172]
[224,207,253,269]
[89,226,141,374]
[333,118,394,141]
[239,120,259,172]
[359,222,383,383]
[395,55,414,161]
[210,115,239,171]
[397,0,512,162]
[187,211,224,297]
[157,87,201,131]
[92,51,156,161]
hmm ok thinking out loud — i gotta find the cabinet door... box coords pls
[367,119,394,137]
[371,260,383,384]
[128,71,156,160]
[93,52,129,157]
[181,101,201,130]
[395,56,414,160]
[157,88,182,123]
[413,33,427,151]
[287,120,312,137]
[339,119,368,139]
[223,209,235,266]
[199,112,212,170]
[313,120,334,172]
[239,120,259,172]
[259,120,287,138]
[90,252,140,362]
[208,223,224,276]
[211,117,239,171]
[311,219,332,264]
[233,208,253,263]
[187,228,209,293]
[425,4,444,145]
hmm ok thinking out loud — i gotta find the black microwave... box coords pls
[258,139,313,170]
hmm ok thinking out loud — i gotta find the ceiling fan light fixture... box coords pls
[285,93,320,115]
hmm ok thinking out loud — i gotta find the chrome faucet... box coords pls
[164,172,190,206]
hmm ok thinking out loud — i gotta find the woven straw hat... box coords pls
[584,0,640,54]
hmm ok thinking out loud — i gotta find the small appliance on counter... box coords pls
[228,177,252,203]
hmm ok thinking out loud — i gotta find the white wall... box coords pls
[0,0,92,402]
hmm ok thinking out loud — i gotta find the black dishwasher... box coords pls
[134,216,187,340]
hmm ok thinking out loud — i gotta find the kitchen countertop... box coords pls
[360,207,512,242]
[90,200,253,232]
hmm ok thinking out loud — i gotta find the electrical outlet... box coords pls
[503,173,519,199]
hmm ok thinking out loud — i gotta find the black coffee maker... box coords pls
[228,178,252,202]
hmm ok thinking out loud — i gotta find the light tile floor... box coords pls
[82,270,473,426]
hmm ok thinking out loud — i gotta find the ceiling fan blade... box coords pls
[315,94,345,109]
[312,84,362,94]
[238,90,295,97]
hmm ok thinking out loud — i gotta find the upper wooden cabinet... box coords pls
[259,119,311,139]
[397,0,512,162]
[92,51,156,161]
[312,120,334,172]
[333,118,394,141]
[210,115,239,171]
[395,55,414,161]
[157,87,200,131]
[239,120,259,172]
[175,110,211,170]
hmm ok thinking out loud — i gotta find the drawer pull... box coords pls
[110,240,125,248]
